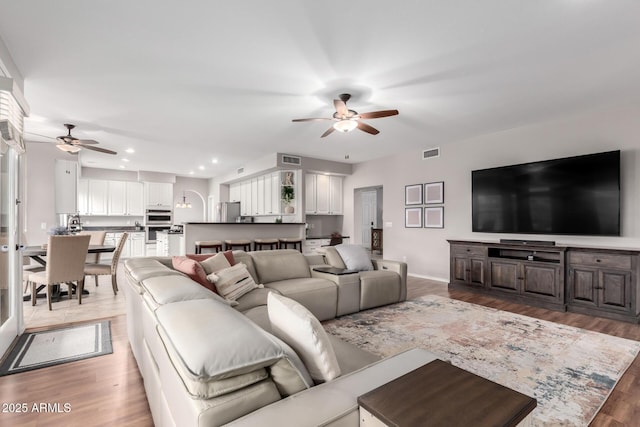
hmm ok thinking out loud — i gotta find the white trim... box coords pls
[407,273,448,284]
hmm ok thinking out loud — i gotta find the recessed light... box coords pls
[189,171,194,175]
[125,148,135,154]
[211,158,218,164]
[199,165,205,170]
[122,158,130,162]
[119,165,125,169]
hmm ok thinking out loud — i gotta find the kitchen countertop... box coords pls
[82,226,145,232]
[184,222,307,225]
[305,235,350,239]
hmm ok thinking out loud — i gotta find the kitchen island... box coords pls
[183,222,306,254]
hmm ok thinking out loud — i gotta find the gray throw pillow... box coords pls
[335,244,373,271]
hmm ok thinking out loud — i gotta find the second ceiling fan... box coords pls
[292,93,399,138]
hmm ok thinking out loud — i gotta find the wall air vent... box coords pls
[237,167,244,174]
[422,147,440,160]
[282,154,301,166]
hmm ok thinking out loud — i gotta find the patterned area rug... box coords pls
[0,320,112,376]
[323,295,640,426]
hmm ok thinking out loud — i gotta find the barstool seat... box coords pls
[224,239,252,252]
[254,238,279,250]
[278,237,303,252]
[195,240,223,254]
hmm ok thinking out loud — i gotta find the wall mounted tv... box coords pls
[472,150,620,236]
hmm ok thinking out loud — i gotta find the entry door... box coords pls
[361,190,377,247]
[0,140,22,357]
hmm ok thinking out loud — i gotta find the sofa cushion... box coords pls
[208,263,263,301]
[200,251,232,275]
[359,270,401,310]
[231,251,259,283]
[265,278,338,321]
[234,287,280,313]
[140,275,229,310]
[250,249,311,284]
[318,246,347,269]
[156,299,310,398]
[172,256,215,292]
[335,244,373,271]
[268,293,341,384]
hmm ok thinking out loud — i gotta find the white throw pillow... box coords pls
[207,263,262,301]
[267,293,341,383]
[335,244,373,271]
[200,251,232,275]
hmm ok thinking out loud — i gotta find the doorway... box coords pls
[354,186,383,249]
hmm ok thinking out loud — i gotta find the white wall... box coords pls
[173,176,209,224]
[344,104,640,281]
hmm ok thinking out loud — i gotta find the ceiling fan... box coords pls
[292,93,399,138]
[55,123,117,155]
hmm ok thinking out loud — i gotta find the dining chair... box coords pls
[21,233,45,293]
[83,232,128,295]
[78,230,107,286]
[28,234,91,310]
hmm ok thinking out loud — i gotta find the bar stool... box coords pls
[278,237,303,252]
[224,239,252,252]
[254,238,279,250]
[195,240,223,254]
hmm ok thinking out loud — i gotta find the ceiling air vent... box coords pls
[422,147,440,160]
[237,167,244,174]
[282,154,301,166]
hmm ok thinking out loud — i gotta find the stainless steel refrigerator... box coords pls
[218,202,241,222]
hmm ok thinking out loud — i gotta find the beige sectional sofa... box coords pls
[123,249,437,426]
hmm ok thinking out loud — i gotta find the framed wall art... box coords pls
[405,207,423,228]
[424,206,444,228]
[424,181,444,204]
[405,184,423,205]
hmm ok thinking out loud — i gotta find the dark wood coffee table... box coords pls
[358,359,536,427]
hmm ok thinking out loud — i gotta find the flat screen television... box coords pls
[472,150,620,236]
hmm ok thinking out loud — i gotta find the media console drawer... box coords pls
[567,252,632,270]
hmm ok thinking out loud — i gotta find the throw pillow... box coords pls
[186,250,235,266]
[267,293,341,383]
[335,244,373,271]
[199,251,232,275]
[207,263,263,301]
[172,256,216,293]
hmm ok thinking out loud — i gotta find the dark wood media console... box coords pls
[449,240,640,323]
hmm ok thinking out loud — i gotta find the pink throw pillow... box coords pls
[186,251,235,266]
[172,256,216,293]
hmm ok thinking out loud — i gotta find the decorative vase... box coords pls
[285,205,294,214]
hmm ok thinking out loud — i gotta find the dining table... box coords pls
[22,244,116,302]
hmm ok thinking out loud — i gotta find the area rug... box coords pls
[0,320,112,376]
[323,295,640,426]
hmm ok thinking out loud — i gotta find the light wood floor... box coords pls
[1,276,638,426]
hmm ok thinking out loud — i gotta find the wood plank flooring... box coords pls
[0,276,638,426]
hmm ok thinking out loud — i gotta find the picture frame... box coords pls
[424,181,444,204]
[424,206,444,228]
[405,184,423,205]
[405,207,423,228]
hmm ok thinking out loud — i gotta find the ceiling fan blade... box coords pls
[292,118,333,122]
[80,145,118,155]
[76,139,99,145]
[358,109,399,120]
[321,127,335,138]
[334,99,348,117]
[357,121,380,135]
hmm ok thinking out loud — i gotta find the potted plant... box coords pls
[282,185,295,214]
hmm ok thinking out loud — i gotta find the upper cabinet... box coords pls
[78,179,146,216]
[233,171,283,216]
[144,182,173,208]
[305,173,343,215]
[54,159,78,214]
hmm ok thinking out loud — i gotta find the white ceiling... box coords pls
[1,1,639,179]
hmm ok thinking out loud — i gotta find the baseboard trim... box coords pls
[408,273,448,284]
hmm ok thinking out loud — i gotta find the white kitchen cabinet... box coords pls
[251,178,259,215]
[270,172,281,215]
[144,182,173,207]
[240,180,251,216]
[88,180,109,215]
[55,159,78,214]
[108,181,127,215]
[127,182,144,215]
[305,174,343,215]
[129,232,146,257]
[78,179,89,215]
[230,183,241,202]
[256,176,265,215]
[156,232,168,256]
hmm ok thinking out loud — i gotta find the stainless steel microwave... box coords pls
[145,209,172,225]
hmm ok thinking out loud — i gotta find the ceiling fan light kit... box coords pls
[56,144,81,153]
[293,93,398,138]
[53,123,117,155]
